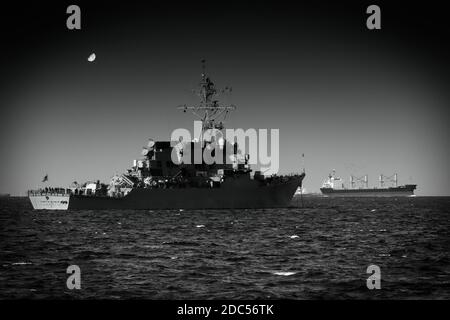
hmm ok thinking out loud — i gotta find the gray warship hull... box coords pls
[29,175,304,210]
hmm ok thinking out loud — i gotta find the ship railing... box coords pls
[28,189,72,196]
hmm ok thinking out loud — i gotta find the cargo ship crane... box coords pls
[379,173,398,188]
[350,174,368,189]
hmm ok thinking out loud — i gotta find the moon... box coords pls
[87,53,96,62]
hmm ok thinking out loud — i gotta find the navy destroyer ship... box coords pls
[28,62,305,210]
[320,170,416,197]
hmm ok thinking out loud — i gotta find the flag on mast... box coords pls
[42,174,48,182]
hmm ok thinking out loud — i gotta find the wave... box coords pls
[272,271,297,276]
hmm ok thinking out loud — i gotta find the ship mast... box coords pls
[178,59,236,136]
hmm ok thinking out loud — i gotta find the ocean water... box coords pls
[0,196,449,299]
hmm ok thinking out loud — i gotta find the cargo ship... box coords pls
[28,61,305,210]
[320,170,416,197]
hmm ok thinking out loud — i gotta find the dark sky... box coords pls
[1,1,449,195]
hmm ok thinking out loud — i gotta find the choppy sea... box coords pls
[0,196,449,299]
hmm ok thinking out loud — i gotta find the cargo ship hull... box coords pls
[29,175,303,210]
[320,184,417,197]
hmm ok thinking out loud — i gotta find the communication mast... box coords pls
[177,59,236,137]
